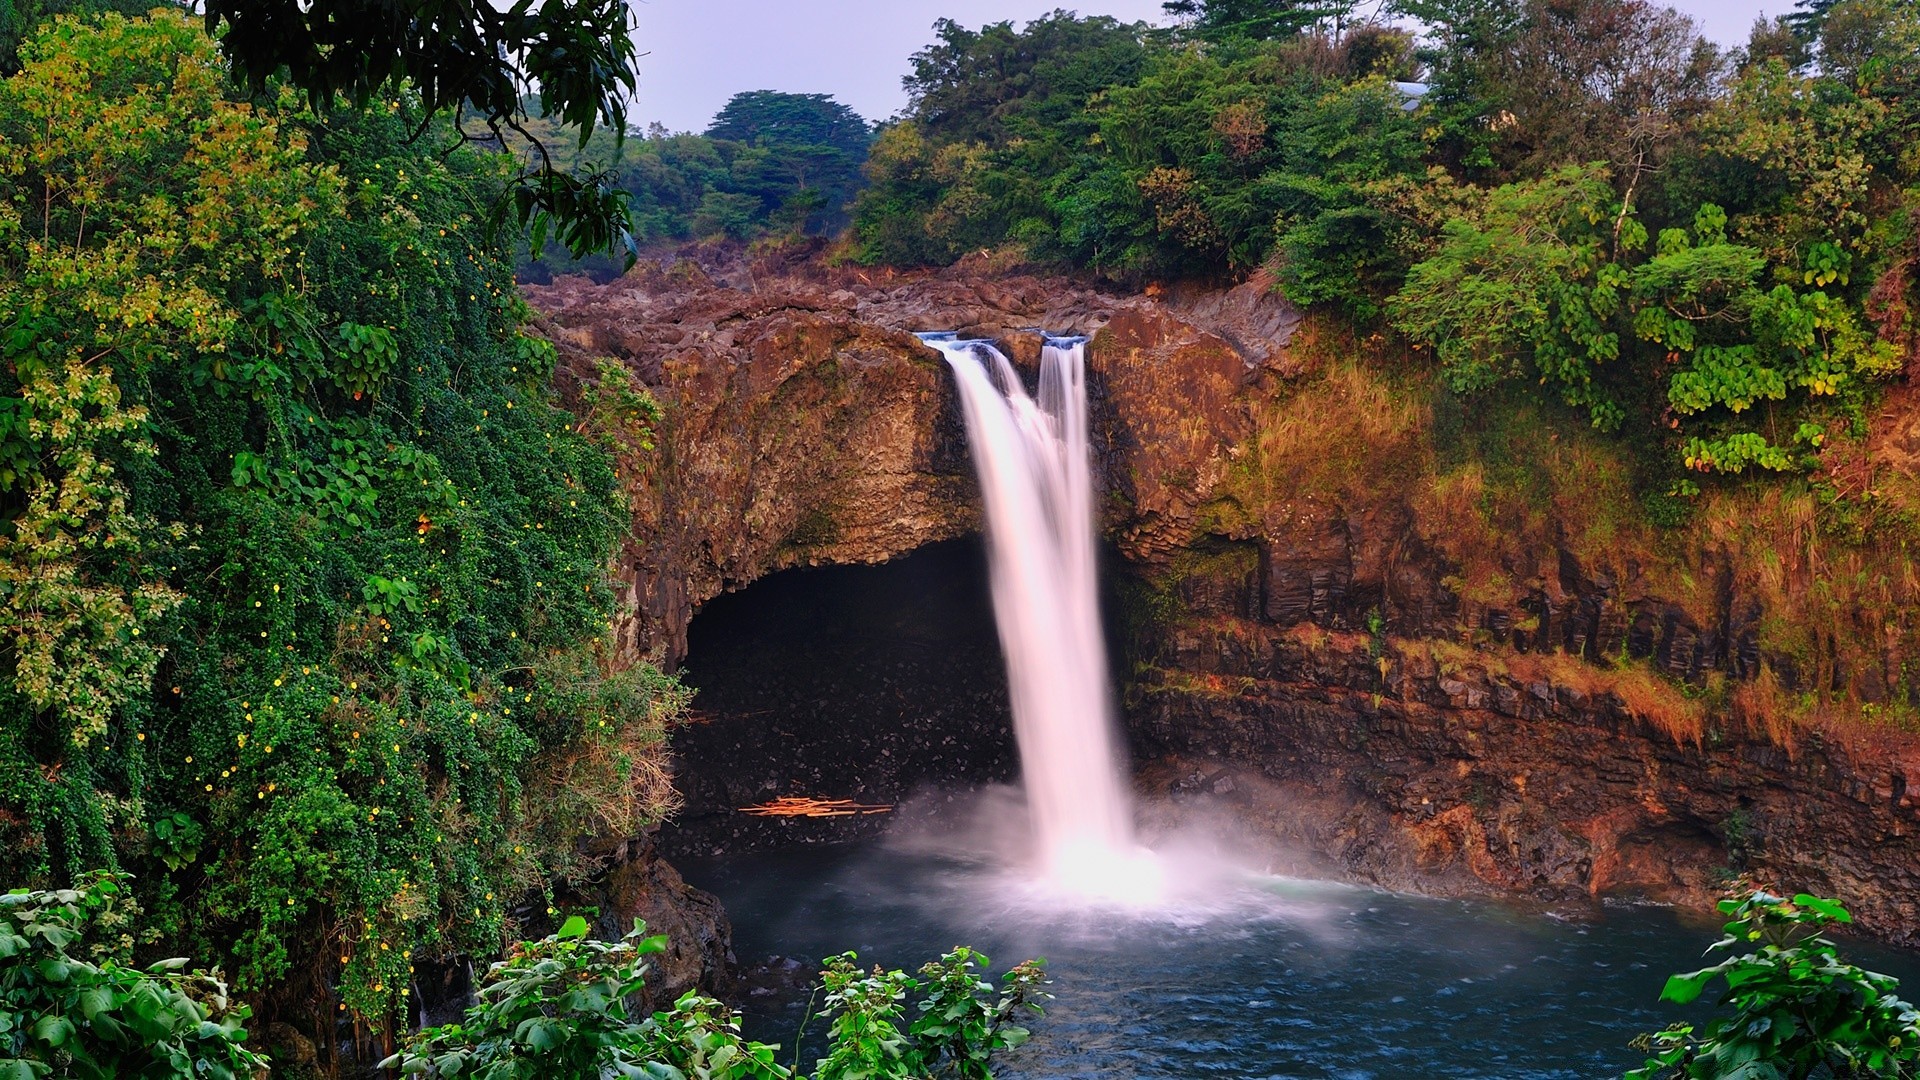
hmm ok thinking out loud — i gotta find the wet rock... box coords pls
[559,833,735,1012]
[528,251,1270,666]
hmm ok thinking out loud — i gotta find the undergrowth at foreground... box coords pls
[12,874,1920,1080]
[1630,892,1920,1079]
[0,873,265,1080]
[382,919,1048,1080]
[2,871,1049,1080]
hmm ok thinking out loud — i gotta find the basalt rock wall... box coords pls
[527,247,1920,947]
[528,249,1308,665]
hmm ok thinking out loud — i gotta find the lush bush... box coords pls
[0,9,685,1036]
[1629,891,1920,1079]
[384,918,1048,1080]
[0,873,265,1080]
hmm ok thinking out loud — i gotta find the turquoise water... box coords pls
[681,838,1920,1080]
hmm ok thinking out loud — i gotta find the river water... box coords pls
[681,829,1920,1080]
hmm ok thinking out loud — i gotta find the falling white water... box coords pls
[926,334,1162,904]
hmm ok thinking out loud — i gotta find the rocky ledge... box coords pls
[527,246,1920,949]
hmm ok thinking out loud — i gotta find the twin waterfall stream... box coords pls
[921,333,1161,902]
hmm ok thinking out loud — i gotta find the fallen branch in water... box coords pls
[738,796,894,818]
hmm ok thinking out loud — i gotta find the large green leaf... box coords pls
[1661,969,1719,1005]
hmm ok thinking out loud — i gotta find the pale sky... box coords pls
[630,0,1798,133]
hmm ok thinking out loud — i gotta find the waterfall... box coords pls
[926,334,1157,899]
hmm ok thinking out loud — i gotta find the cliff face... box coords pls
[528,252,1299,665]
[528,249,1920,948]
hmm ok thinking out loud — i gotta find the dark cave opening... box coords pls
[661,538,1020,857]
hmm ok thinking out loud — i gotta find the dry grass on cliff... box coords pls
[1238,352,1428,509]
[524,724,682,882]
[1689,483,1920,734]
[1405,639,1708,745]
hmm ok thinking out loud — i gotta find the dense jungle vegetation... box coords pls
[514,91,875,282]
[0,8,1044,1078]
[0,0,689,1059]
[853,0,1919,491]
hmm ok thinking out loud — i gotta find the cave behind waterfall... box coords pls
[662,539,1018,857]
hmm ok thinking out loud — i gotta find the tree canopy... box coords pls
[201,0,641,261]
[847,0,1920,501]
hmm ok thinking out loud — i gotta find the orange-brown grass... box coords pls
[1229,353,1429,520]
[740,796,892,817]
[524,721,681,882]
[1396,638,1707,745]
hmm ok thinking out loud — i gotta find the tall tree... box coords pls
[903,12,1153,145]
[1161,0,1356,41]
[202,0,642,262]
[0,0,150,71]
[706,90,871,157]
[704,91,873,234]
[1497,0,1724,178]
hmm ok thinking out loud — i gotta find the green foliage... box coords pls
[808,948,1047,1080]
[901,13,1154,147]
[0,10,684,1037]
[1162,0,1355,42]
[1389,165,1634,428]
[1628,891,1920,1079]
[856,14,1427,290]
[854,0,1918,487]
[516,91,872,281]
[0,0,148,72]
[386,923,1049,1080]
[382,918,724,1080]
[1390,170,1900,473]
[202,0,643,263]
[0,872,266,1080]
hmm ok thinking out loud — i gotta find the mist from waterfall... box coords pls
[925,334,1161,903]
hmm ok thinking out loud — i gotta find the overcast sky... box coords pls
[629,0,1798,133]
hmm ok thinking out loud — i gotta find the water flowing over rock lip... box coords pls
[524,245,1920,952]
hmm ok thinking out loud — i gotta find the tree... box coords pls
[1161,0,1356,41]
[0,0,150,71]
[708,90,871,157]
[902,12,1153,146]
[202,0,642,262]
[1497,0,1725,177]
[706,91,873,233]
[1389,169,1898,471]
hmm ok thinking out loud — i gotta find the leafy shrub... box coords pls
[816,948,1048,1080]
[385,920,1048,1080]
[1629,891,1920,1079]
[0,872,265,1080]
